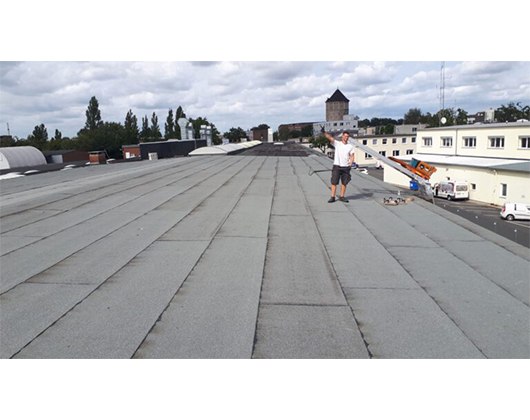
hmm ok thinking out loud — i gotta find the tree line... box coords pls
[1,96,224,159]
[2,99,528,158]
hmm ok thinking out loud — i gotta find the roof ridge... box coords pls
[326,88,349,103]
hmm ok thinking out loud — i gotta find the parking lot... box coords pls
[433,198,529,248]
[365,168,530,248]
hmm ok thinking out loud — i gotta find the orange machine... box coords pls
[388,157,437,180]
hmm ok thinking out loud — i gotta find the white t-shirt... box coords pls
[333,140,355,167]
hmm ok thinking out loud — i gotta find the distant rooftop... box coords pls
[402,153,530,173]
[326,88,349,103]
[421,121,530,130]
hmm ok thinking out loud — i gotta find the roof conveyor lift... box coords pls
[349,138,437,203]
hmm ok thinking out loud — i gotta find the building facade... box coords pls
[383,122,530,206]
[353,133,417,166]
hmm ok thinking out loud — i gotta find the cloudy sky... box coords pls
[1,61,529,139]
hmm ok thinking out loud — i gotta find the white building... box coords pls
[383,122,530,206]
[394,124,427,135]
[312,114,359,137]
[353,133,417,167]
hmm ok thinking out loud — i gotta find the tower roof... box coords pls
[326,89,349,103]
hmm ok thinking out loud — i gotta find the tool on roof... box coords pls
[308,162,359,176]
[308,168,331,176]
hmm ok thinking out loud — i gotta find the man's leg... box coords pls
[329,184,337,202]
[338,169,350,202]
[340,184,346,198]
[329,166,339,202]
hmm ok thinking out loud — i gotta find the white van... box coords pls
[500,203,530,221]
[433,180,469,200]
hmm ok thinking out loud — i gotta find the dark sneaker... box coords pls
[328,197,336,203]
[338,196,349,203]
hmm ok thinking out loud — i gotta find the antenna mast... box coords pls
[439,62,445,112]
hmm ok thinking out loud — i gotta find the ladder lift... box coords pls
[348,138,437,202]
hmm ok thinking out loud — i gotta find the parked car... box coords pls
[500,203,530,221]
[433,180,469,200]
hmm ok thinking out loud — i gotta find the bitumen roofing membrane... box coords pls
[0,142,529,359]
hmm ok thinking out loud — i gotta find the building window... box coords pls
[380,151,386,156]
[471,183,476,190]
[412,127,418,133]
[362,139,368,145]
[406,149,414,155]
[382,138,387,144]
[372,139,377,145]
[411,137,416,143]
[333,122,337,126]
[500,183,507,197]
[463,136,476,148]
[392,150,400,156]
[402,137,407,144]
[519,136,530,149]
[441,137,453,147]
[489,136,505,148]
[423,137,432,147]
[365,153,373,159]
[340,122,343,126]
[392,138,397,144]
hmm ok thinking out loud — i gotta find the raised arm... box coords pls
[323,131,335,144]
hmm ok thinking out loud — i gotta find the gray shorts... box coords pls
[331,165,351,186]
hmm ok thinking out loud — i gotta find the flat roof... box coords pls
[420,121,530,131]
[403,153,530,172]
[1,147,528,359]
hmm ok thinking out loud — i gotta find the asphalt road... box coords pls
[365,167,530,248]
[433,198,530,248]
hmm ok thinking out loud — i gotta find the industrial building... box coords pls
[383,122,530,206]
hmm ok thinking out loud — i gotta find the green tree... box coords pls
[140,115,151,141]
[27,123,48,150]
[189,116,219,142]
[495,102,529,122]
[403,108,422,124]
[380,124,394,135]
[84,96,103,131]
[300,124,313,137]
[223,127,247,143]
[455,108,468,125]
[95,122,126,158]
[310,134,328,153]
[0,135,16,147]
[124,109,139,144]
[358,118,370,128]
[47,129,64,150]
[420,112,437,127]
[438,108,456,126]
[53,129,62,141]
[165,109,175,139]
[174,106,187,139]
[150,112,161,140]
[278,125,290,141]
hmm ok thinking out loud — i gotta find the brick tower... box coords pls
[325,89,349,121]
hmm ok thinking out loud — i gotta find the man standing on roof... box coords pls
[323,129,356,203]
